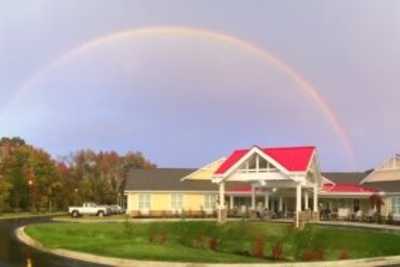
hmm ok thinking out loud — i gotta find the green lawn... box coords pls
[25,221,400,263]
[0,212,66,220]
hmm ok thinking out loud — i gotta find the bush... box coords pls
[192,235,206,249]
[208,237,219,251]
[251,236,265,258]
[149,232,167,244]
[339,249,349,260]
[148,223,168,245]
[272,242,283,260]
[292,224,314,259]
[303,248,324,261]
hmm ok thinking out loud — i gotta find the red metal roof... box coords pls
[322,183,377,193]
[215,146,315,174]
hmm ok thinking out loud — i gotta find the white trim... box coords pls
[305,149,316,173]
[220,146,291,180]
[321,175,336,185]
[125,190,218,193]
[181,157,226,181]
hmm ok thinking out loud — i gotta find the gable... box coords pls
[182,158,226,181]
[235,153,280,173]
[215,146,316,175]
[362,154,400,184]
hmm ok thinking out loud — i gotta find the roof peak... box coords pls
[232,145,316,152]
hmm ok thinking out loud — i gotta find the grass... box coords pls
[53,215,130,222]
[25,221,400,263]
[0,211,66,220]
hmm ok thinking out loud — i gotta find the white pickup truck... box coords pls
[68,202,111,217]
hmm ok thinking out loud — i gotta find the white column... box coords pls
[296,183,302,228]
[218,182,226,223]
[304,191,309,210]
[229,195,234,209]
[265,193,270,210]
[313,184,319,212]
[219,182,225,209]
[251,184,256,210]
[279,196,283,212]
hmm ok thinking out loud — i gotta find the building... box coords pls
[125,146,400,226]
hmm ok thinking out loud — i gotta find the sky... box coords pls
[0,1,399,171]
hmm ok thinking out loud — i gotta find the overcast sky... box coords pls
[0,1,399,171]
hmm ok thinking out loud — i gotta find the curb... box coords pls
[15,225,400,267]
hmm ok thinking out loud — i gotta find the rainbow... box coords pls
[12,26,355,166]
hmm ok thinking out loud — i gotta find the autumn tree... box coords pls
[66,149,155,205]
[0,178,12,213]
[0,138,62,211]
[0,136,156,211]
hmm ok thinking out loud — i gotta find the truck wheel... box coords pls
[71,211,79,218]
[97,211,105,217]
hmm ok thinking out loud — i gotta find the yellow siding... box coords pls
[126,192,137,212]
[151,193,171,210]
[183,193,206,211]
[126,192,216,213]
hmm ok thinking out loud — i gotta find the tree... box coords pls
[0,178,12,213]
[0,138,62,211]
[65,149,155,205]
[0,136,156,211]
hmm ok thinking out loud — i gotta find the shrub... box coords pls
[158,232,167,244]
[292,224,314,259]
[339,249,349,260]
[148,223,167,244]
[303,248,324,261]
[251,236,265,258]
[272,242,283,260]
[192,235,206,249]
[149,232,167,244]
[208,237,219,251]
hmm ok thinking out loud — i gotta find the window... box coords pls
[259,157,268,169]
[248,154,257,170]
[138,193,151,209]
[171,193,183,210]
[392,197,400,214]
[353,199,360,212]
[205,194,216,209]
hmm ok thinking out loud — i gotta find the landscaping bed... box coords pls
[25,221,400,263]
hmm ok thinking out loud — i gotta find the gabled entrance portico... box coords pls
[212,146,321,227]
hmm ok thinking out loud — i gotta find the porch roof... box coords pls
[321,183,377,193]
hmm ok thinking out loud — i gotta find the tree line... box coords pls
[0,137,155,213]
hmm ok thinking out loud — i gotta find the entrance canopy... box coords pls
[182,145,322,226]
[212,145,321,189]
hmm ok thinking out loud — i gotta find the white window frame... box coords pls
[171,193,183,211]
[392,196,400,215]
[238,154,278,173]
[138,193,151,213]
[204,194,216,211]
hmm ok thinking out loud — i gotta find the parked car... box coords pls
[108,205,125,215]
[68,202,111,218]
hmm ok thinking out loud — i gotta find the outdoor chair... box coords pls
[366,209,377,222]
[354,210,363,221]
[338,208,351,220]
